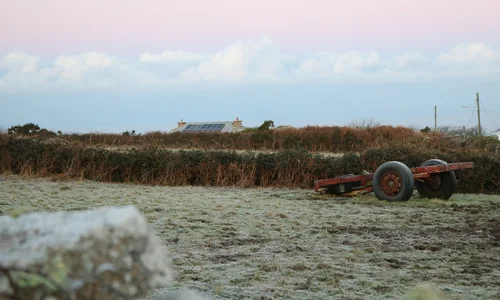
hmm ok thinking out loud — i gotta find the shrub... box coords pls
[7,123,56,137]
[1,136,498,194]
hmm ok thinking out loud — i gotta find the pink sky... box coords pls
[1,0,499,55]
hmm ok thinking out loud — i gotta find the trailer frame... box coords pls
[314,160,474,201]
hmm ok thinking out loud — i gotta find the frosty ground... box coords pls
[1,175,499,299]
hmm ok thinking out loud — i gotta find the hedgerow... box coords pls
[1,135,498,194]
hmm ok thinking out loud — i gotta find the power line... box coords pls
[484,110,499,128]
[464,101,476,128]
[480,102,500,129]
[483,110,500,114]
[487,129,500,136]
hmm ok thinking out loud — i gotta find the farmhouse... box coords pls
[171,117,246,133]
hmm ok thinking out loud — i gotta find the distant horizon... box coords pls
[1,113,496,136]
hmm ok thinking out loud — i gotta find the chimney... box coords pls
[232,117,242,128]
[177,119,187,128]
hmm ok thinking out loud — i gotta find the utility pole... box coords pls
[434,105,437,130]
[476,93,482,136]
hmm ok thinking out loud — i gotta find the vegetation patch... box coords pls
[1,134,499,194]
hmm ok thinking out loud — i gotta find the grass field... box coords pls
[1,175,499,299]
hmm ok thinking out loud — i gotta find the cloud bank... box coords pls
[1,37,499,92]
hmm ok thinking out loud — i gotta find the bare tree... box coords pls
[437,125,485,138]
[347,119,382,129]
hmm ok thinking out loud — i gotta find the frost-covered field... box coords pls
[1,175,500,300]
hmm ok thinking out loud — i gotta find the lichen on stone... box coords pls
[0,205,173,299]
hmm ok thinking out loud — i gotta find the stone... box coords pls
[0,205,173,299]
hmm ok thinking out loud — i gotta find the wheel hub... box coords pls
[381,172,401,196]
[426,174,442,191]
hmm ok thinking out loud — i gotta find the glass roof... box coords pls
[182,123,226,132]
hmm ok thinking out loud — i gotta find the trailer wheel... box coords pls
[416,159,457,200]
[373,161,415,202]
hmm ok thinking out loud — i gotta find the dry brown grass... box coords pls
[10,124,492,153]
[2,134,499,194]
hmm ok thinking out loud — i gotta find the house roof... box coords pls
[171,121,245,133]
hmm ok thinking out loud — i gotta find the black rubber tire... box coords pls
[373,161,415,202]
[415,159,457,200]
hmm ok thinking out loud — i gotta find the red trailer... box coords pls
[314,159,474,201]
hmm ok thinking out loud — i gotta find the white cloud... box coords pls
[0,52,164,91]
[333,51,381,73]
[0,52,44,91]
[139,51,208,63]
[0,52,40,73]
[439,42,500,64]
[438,42,500,76]
[385,52,428,71]
[179,37,284,81]
[1,39,499,92]
[291,50,381,81]
[49,52,121,85]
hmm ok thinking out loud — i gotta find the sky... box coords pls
[1,0,500,133]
